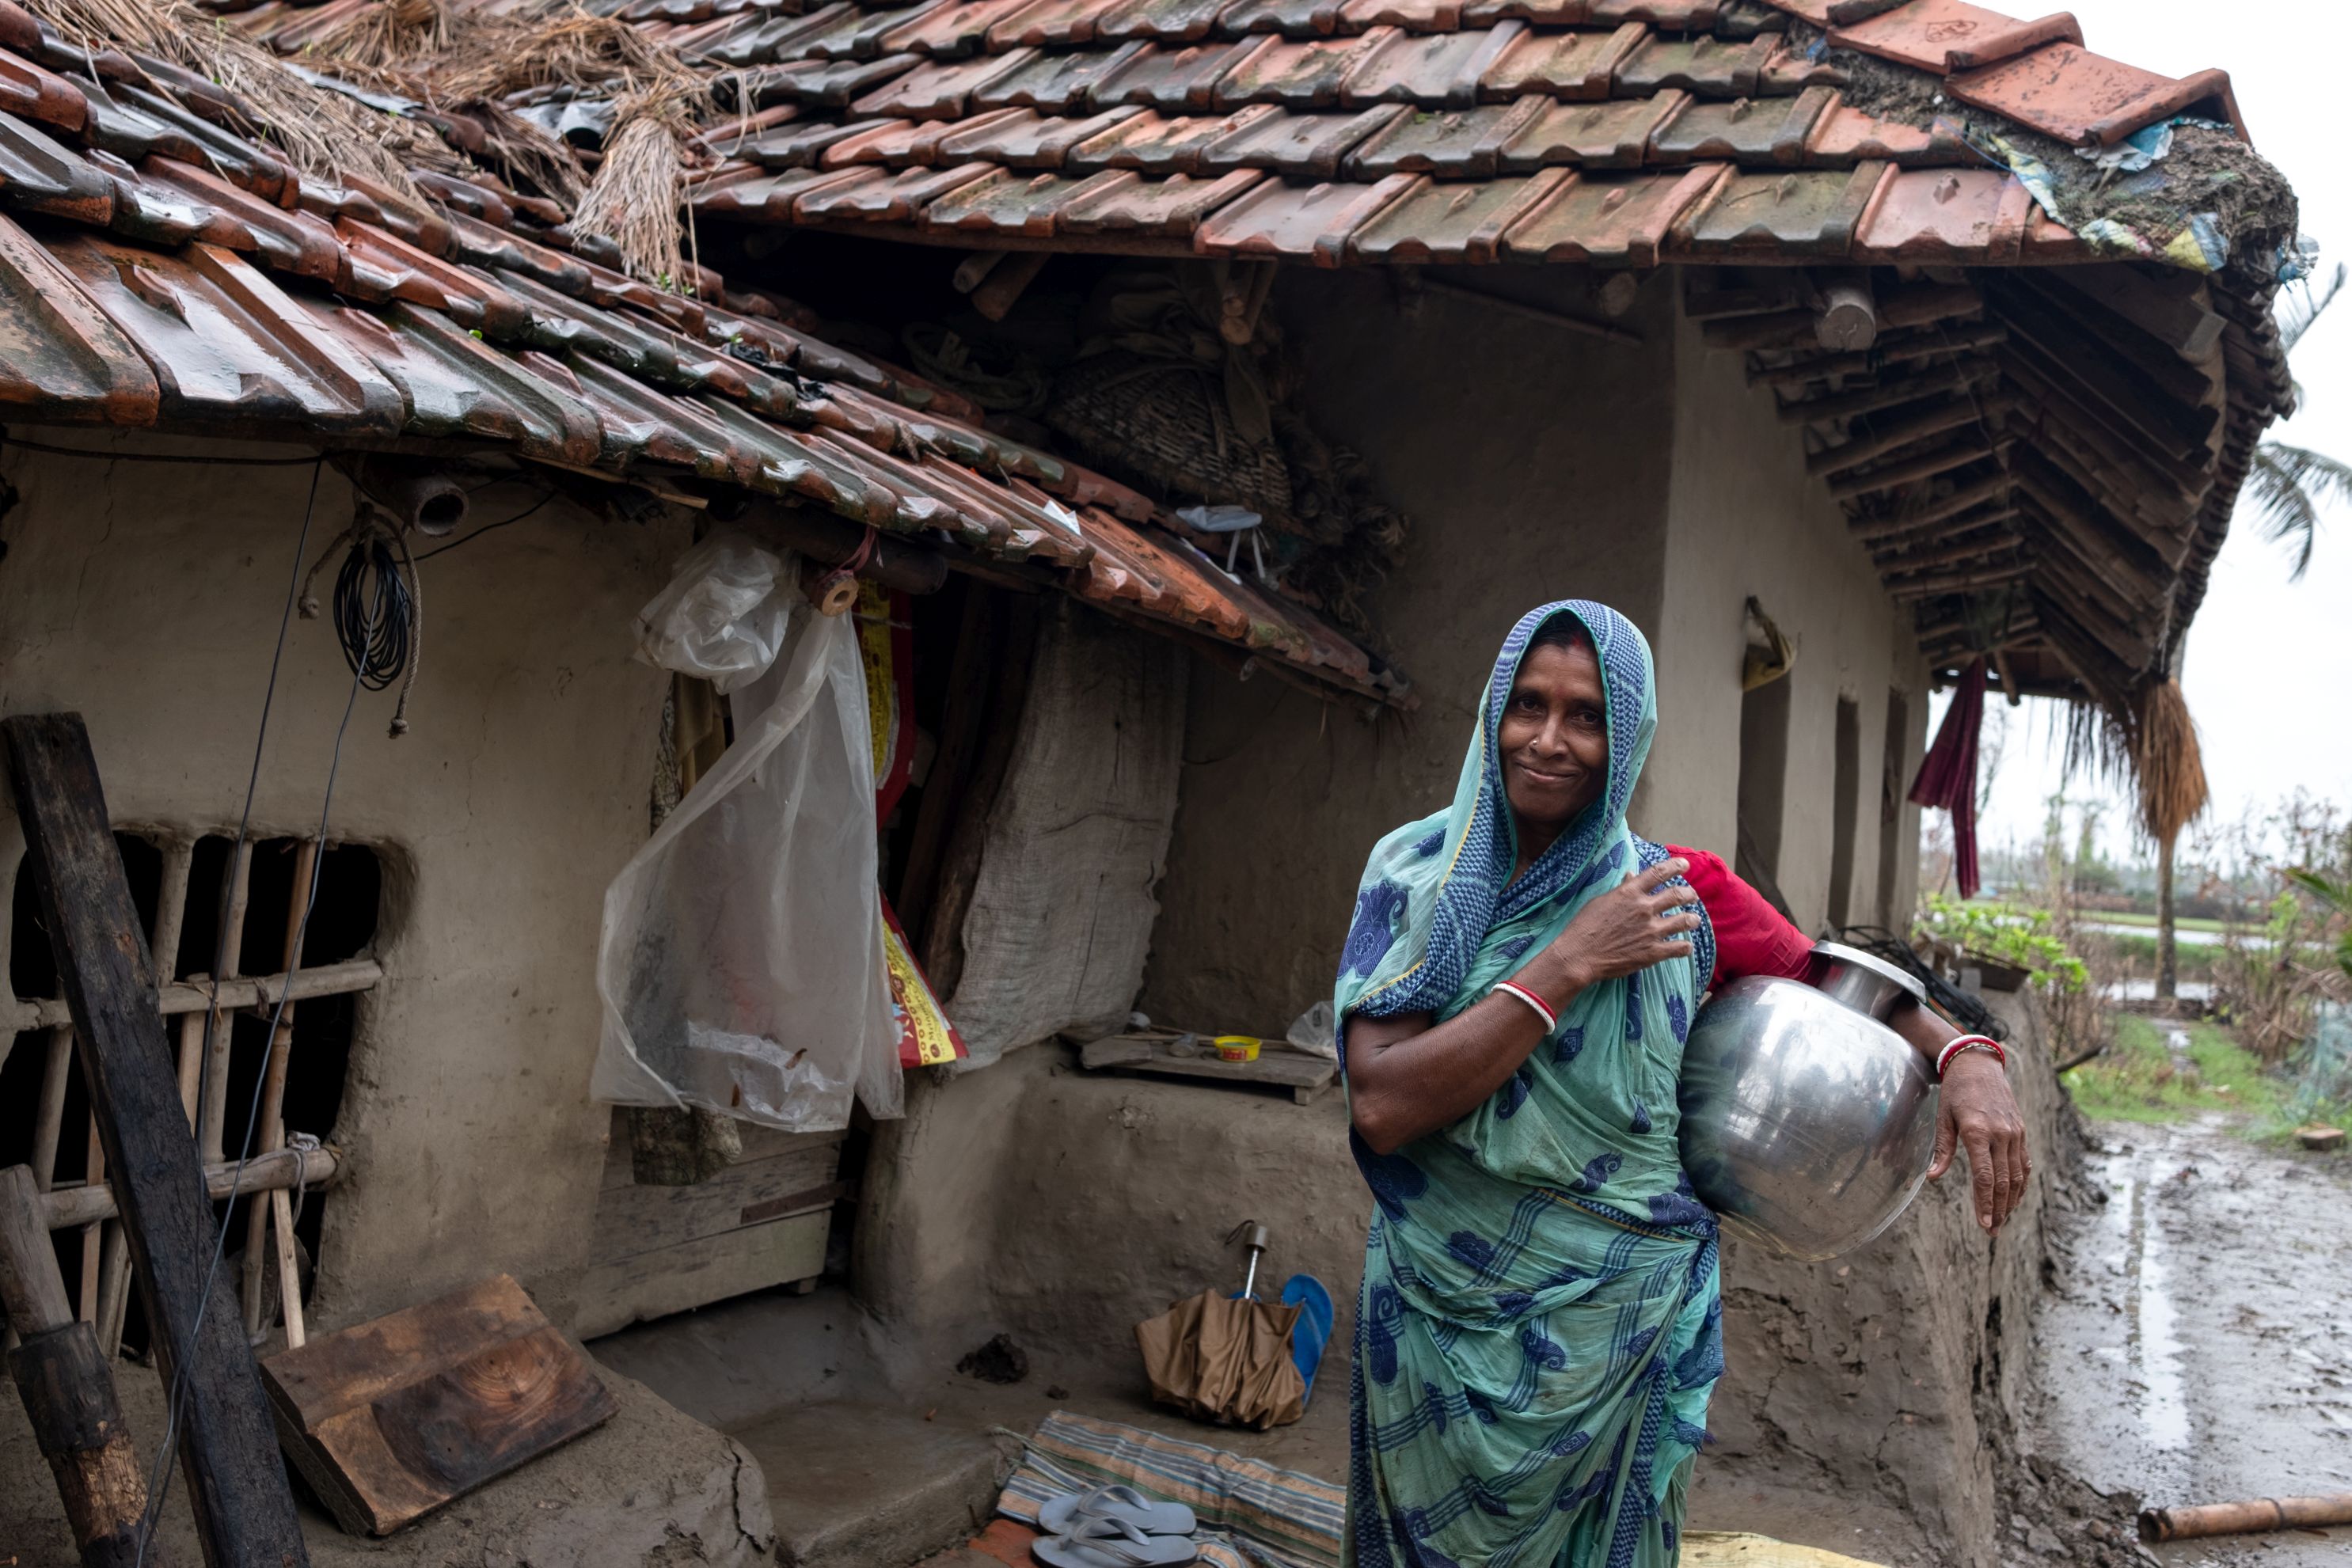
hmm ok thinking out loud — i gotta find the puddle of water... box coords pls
[2120,1170,2191,1449]
[2104,979,2215,1003]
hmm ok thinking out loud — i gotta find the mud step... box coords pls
[732,1399,1014,1568]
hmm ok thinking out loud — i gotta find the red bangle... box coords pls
[1492,981,1558,1034]
[1936,1035,2004,1080]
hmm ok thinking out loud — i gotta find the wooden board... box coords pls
[260,1273,615,1536]
[3,712,310,1567]
[572,1208,832,1339]
[1079,1035,1339,1104]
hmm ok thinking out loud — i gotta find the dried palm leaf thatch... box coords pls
[2061,674,2209,844]
[293,0,454,73]
[466,97,588,207]
[25,0,422,198]
[424,2,701,104]
[2132,677,2208,846]
[572,86,697,284]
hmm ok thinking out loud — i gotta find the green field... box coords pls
[2062,1016,2285,1126]
[2084,928,2221,979]
[2080,909,2236,933]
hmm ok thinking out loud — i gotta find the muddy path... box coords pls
[2021,1114,2352,1566]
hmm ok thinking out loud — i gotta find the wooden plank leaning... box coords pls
[2,1163,167,1566]
[2,713,310,1568]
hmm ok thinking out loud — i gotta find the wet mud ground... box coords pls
[2020,1114,2352,1567]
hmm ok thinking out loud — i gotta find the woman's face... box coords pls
[1499,640,1609,834]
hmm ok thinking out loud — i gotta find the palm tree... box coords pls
[2247,264,2352,580]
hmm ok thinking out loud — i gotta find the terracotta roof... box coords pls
[578,0,2261,267]
[0,1,1404,706]
[521,0,2286,704]
[20,0,2312,708]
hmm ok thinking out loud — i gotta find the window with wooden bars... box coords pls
[2,830,382,1354]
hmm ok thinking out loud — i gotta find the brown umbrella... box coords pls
[1134,1224,1307,1432]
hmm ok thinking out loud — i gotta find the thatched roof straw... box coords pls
[25,0,422,198]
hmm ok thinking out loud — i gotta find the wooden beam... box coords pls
[2,1166,157,1568]
[1814,272,1876,351]
[1809,395,2004,477]
[1778,362,1989,427]
[2,715,310,1568]
[1829,437,2003,502]
[1419,275,1644,346]
[1748,321,2008,389]
[1853,473,2015,540]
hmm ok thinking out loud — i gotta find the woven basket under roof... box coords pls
[1044,351,1294,524]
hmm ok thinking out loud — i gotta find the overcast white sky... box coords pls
[1938,0,2352,867]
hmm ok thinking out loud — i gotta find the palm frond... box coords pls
[2248,442,2352,579]
[2279,263,2347,355]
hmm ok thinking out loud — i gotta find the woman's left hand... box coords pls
[1928,1051,2030,1235]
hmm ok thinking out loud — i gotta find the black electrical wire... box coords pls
[332,533,414,691]
[133,461,326,1565]
[412,492,554,562]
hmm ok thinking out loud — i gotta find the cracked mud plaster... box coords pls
[1696,992,2085,1568]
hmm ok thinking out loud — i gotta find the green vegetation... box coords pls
[1914,895,2088,990]
[2062,1016,2285,1125]
[2084,928,2220,981]
[2073,909,2232,934]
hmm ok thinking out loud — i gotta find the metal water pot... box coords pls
[1677,942,1938,1261]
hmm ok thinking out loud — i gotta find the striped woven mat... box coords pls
[995,1410,1344,1568]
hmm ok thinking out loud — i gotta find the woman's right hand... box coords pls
[1524,857,1700,1000]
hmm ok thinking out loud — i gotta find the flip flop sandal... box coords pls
[1031,1515,1201,1567]
[1038,1483,1199,1538]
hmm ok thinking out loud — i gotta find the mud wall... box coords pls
[1141,268,1683,1038]
[1696,990,2071,1568]
[1645,301,1928,933]
[857,1044,1370,1369]
[0,435,684,1331]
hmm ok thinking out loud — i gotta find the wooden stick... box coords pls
[1809,395,2004,478]
[2,713,311,1566]
[78,1121,103,1322]
[30,1024,73,1193]
[2141,1495,2352,1542]
[1778,362,1985,427]
[95,1221,131,1360]
[2,1165,162,1566]
[200,840,254,1167]
[148,837,195,990]
[10,959,383,1035]
[45,1145,346,1232]
[269,1188,304,1349]
[1828,437,2001,502]
[175,1000,206,1129]
[244,838,315,1341]
[970,250,1047,324]
[1814,272,1875,351]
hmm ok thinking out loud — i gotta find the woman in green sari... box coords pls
[1336,602,2028,1567]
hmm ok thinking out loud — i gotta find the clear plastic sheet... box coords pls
[595,535,902,1129]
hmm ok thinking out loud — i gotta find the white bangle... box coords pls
[1492,981,1557,1033]
[1936,1035,2005,1080]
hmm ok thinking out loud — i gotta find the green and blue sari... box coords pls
[1336,602,1722,1568]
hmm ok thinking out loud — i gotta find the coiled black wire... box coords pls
[332,533,412,691]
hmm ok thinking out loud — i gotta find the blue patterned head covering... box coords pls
[1336,600,1681,1024]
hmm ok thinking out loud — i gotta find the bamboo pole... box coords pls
[115,834,197,1355]
[28,1025,72,1193]
[2141,1495,2352,1542]
[77,1122,102,1322]
[199,840,254,1166]
[43,1145,345,1232]
[8,957,383,1033]
[242,838,316,1344]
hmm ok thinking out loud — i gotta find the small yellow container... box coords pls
[1213,1035,1261,1063]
